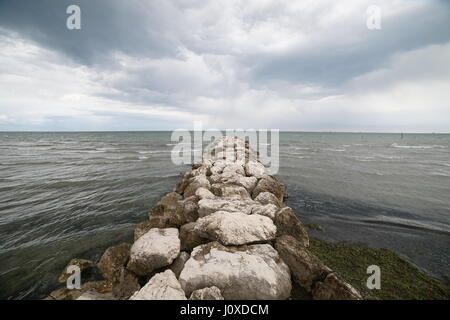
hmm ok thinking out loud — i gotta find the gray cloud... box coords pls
[0,0,449,132]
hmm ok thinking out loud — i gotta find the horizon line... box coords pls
[0,130,448,134]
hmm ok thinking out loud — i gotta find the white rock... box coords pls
[189,286,224,300]
[252,203,279,220]
[220,185,250,198]
[222,163,246,176]
[245,161,267,178]
[129,270,187,300]
[184,175,211,198]
[198,198,259,217]
[194,211,276,245]
[179,242,291,300]
[170,251,190,279]
[254,192,282,207]
[195,187,215,199]
[127,228,180,276]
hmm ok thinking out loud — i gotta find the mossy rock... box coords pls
[308,237,450,300]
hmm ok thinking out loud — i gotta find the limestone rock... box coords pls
[184,175,211,198]
[97,243,131,282]
[275,235,330,291]
[180,195,199,222]
[251,203,279,220]
[194,211,276,245]
[112,268,140,300]
[179,242,291,300]
[254,191,282,208]
[220,185,250,198]
[252,175,286,202]
[148,192,185,228]
[170,251,190,279]
[134,220,154,241]
[58,258,94,283]
[195,187,215,199]
[129,270,187,300]
[245,161,267,178]
[189,286,224,300]
[76,291,115,300]
[127,228,180,276]
[312,273,362,300]
[180,222,209,252]
[274,207,309,247]
[198,198,258,217]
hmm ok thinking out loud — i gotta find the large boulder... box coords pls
[252,175,286,202]
[179,195,199,222]
[179,242,291,300]
[129,270,187,300]
[198,198,259,217]
[220,185,250,198]
[274,207,309,247]
[179,222,209,252]
[189,286,224,300]
[245,161,267,178]
[58,258,94,283]
[254,191,282,208]
[183,175,211,198]
[127,228,180,276]
[112,268,140,300]
[312,273,362,300]
[275,235,330,291]
[194,211,276,245]
[97,243,131,283]
[148,192,185,228]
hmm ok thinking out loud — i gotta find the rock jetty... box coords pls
[46,136,362,300]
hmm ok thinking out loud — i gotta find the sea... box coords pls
[0,131,448,299]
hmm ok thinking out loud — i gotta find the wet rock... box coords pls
[254,191,283,208]
[112,268,140,300]
[194,211,276,245]
[189,286,224,300]
[179,242,291,300]
[180,222,209,252]
[129,270,187,300]
[252,175,286,202]
[312,273,362,300]
[170,251,190,279]
[180,195,199,222]
[58,258,94,283]
[275,235,330,291]
[47,281,112,300]
[97,243,131,283]
[274,207,309,247]
[148,192,185,228]
[127,228,180,276]
[184,175,211,198]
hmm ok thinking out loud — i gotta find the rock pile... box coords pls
[46,136,361,300]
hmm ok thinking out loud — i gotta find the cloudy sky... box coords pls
[0,0,449,132]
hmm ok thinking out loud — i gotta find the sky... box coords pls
[0,0,449,132]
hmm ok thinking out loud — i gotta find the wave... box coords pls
[391,143,448,149]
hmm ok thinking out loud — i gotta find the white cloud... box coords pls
[0,0,449,131]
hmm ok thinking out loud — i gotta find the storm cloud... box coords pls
[0,0,449,131]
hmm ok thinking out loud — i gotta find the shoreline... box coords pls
[43,136,449,300]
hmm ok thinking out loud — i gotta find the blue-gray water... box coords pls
[0,132,449,299]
